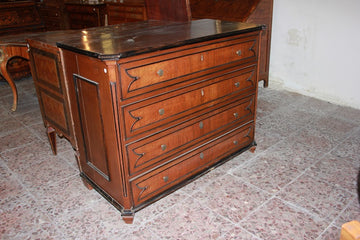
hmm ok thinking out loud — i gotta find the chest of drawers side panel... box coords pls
[28,40,76,149]
[60,50,133,210]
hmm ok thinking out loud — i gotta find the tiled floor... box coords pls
[0,77,359,240]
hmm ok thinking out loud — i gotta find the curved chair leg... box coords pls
[0,60,18,111]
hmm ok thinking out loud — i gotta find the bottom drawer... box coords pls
[130,122,255,206]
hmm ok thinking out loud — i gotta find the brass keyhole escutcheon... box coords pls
[236,50,242,56]
[200,54,204,61]
[157,69,164,77]
[199,152,204,159]
[163,176,169,182]
[161,144,167,151]
[159,108,165,115]
[199,121,204,129]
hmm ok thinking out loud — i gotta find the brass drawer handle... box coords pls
[233,112,239,118]
[161,144,167,151]
[163,176,169,182]
[199,121,204,129]
[236,50,242,56]
[234,82,240,88]
[233,140,238,145]
[159,108,165,115]
[157,69,164,77]
[200,54,204,61]
[199,152,204,159]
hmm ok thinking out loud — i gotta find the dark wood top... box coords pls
[1,19,262,60]
[54,19,263,60]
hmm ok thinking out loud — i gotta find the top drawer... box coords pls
[117,34,259,99]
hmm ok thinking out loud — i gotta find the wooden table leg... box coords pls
[0,44,29,112]
[0,58,18,111]
[46,126,57,155]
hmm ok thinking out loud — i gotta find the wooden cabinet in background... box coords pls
[37,0,68,31]
[106,2,147,25]
[65,3,107,29]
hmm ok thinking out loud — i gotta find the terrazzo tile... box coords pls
[330,105,360,124]
[121,225,161,240]
[253,127,283,152]
[58,149,79,170]
[0,193,62,240]
[297,97,339,116]
[0,81,13,98]
[19,155,78,188]
[260,89,308,110]
[311,115,358,133]
[218,226,261,240]
[55,199,140,239]
[134,189,189,224]
[331,128,360,160]
[316,225,341,240]
[0,117,24,137]
[0,161,25,209]
[231,153,302,194]
[180,163,229,196]
[334,199,360,228]
[263,139,324,170]
[0,174,25,209]
[240,198,329,240]
[256,108,314,138]
[0,128,37,153]
[55,136,75,153]
[27,122,49,141]
[193,174,270,223]
[306,154,359,193]
[146,197,235,239]
[12,109,43,126]
[277,174,354,221]
[287,126,342,153]
[0,140,54,172]
[30,176,102,218]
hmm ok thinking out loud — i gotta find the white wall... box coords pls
[269,0,360,109]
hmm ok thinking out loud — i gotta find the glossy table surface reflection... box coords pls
[40,19,262,60]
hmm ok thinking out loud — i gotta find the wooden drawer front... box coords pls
[119,36,258,99]
[127,95,255,175]
[123,66,256,139]
[131,122,255,206]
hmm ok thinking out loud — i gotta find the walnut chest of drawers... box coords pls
[55,19,263,223]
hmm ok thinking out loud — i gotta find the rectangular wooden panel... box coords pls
[38,89,69,135]
[32,49,63,93]
[74,75,110,181]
